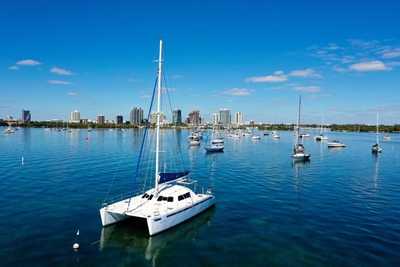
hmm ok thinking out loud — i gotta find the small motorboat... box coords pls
[3,126,15,134]
[263,132,269,136]
[205,143,224,153]
[383,134,391,141]
[251,135,261,141]
[327,140,346,148]
[314,134,328,141]
[272,131,280,139]
[189,139,200,146]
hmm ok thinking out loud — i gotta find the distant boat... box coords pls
[251,135,261,141]
[314,120,328,141]
[371,113,383,154]
[205,128,224,152]
[292,96,310,161]
[383,134,391,141]
[205,143,224,153]
[272,131,280,139]
[327,140,346,148]
[263,132,269,136]
[100,40,215,236]
[4,126,15,134]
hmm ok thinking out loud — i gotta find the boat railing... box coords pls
[102,190,143,206]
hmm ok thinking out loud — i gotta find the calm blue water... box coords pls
[1,127,400,267]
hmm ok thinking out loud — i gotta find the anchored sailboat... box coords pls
[100,40,215,236]
[292,96,310,161]
[371,113,383,153]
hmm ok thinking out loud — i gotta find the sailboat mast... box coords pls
[376,112,379,145]
[155,40,163,194]
[296,95,301,145]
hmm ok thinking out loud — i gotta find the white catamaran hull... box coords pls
[147,196,215,236]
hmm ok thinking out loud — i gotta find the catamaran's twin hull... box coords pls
[100,196,215,236]
[147,196,215,235]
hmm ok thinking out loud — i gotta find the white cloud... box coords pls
[16,59,41,66]
[48,80,71,85]
[246,71,287,83]
[293,86,321,93]
[8,66,19,70]
[381,48,400,59]
[289,68,321,78]
[50,66,73,75]
[67,92,78,96]
[349,60,390,72]
[223,88,252,96]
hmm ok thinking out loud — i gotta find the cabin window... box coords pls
[157,196,163,201]
[184,192,191,199]
[167,197,173,202]
[148,194,153,200]
[178,195,184,201]
[142,193,148,199]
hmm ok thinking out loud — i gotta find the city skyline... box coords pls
[1,1,400,124]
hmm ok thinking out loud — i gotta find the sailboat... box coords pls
[314,117,328,141]
[292,96,310,161]
[100,40,215,236]
[371,113,383,153]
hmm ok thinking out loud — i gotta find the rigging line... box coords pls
[102,154,124,205]
[126,76,158,210]
[163,72,186,170]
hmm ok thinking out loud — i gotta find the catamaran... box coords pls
[100,40,215,236]
[292,96,310,161]
[371,113,383,153]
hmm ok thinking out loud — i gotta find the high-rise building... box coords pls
[22,110,31,123]
[70,110,80,123]
[116,115,123,124]
[235,112,243,126]
[212,113,220,125]
[130,107,144,125]
[188,110,201,126]
[97,115,105,124]
[219,108,231,127]
[172,109,182,125]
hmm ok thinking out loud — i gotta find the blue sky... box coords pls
[1,1,400,124]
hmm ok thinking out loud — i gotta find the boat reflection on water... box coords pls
[99,207,215,265]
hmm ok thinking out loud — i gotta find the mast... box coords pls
[155,40,163,195]
[296,95,301,145]
[376,112,379,145]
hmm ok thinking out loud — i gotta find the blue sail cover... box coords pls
[159,171,190,184]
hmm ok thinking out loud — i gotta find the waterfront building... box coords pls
[22,110,31,123]
[188,110,201,126]
[116,115,123,125]
[80,119,88,124]
[130,107,144,126]
[212,113,220,125]
[235,112,243,126]
[172,109,182,125]
[219,108,231,127]
[70,110,80,123]
[97,115,105,124]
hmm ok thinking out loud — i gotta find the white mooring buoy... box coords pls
[73,243,80,250]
